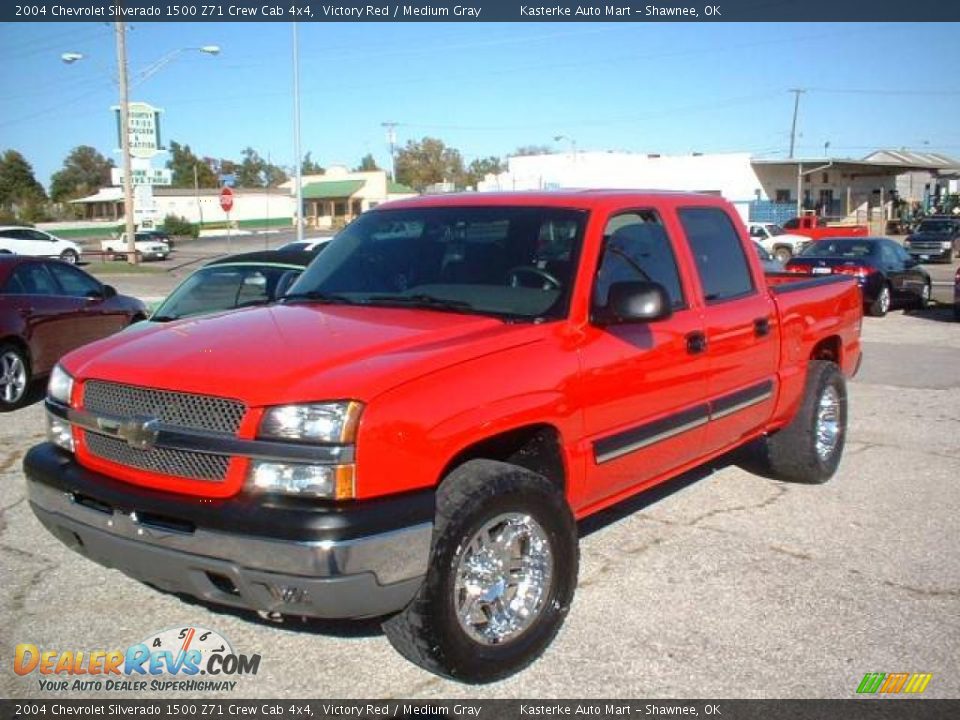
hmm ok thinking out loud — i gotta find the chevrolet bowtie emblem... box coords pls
[97,417,160,450]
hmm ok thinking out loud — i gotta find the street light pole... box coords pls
[292,22,304,243]
[115,18,138,265]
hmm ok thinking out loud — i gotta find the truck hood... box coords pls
[62,304,544,407]
[908,232,952,242]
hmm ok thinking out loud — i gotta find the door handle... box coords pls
[686,331,708,354]
[754,316,771,337]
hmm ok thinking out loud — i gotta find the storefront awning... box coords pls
[302,180,365,200]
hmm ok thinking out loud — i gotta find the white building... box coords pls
[279,166,417,229]
[479,150,960,223]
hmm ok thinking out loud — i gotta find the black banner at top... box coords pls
[5,0,960,23]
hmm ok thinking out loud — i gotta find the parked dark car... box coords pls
[954,265,960,322]
[785,237,931,317]
[904,216,960,263]
[0,256,147,410]
[142,250,314,325]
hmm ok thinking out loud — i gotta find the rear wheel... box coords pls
[868,282,891,317]
[0,343,31,411]
[763,360,847,484]
[383,459,578,683]
[773,246,793,263]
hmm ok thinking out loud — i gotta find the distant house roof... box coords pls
[302,180,365,199]
[388,181,416,194]
[862,149,960,169]
[70,187,123,204]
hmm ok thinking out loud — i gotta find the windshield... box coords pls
[152,264,302,321]
[799,239,878,259]
[918,220,955,234]
[286,206,588,321]
[767,224,785,236]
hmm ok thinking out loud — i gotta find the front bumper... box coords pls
[24,443,433,619]
[906,246,952,262]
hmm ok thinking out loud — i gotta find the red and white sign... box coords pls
[219,187,234,213]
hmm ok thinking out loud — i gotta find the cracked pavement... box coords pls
[1,308,958,699]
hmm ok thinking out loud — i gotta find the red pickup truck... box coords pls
[25,192,862,682]
[783,214,869,241]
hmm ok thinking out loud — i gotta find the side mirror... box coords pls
[904,257,918,268]
[102,284,117,299]
[596,281,673,325]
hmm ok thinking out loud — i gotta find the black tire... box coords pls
[953,304,960,322]
[867,282,891,317]
[914,281,932,310]
[0,342,31,412]
[764,360,847,484]
[60,249,79,264]
[772,246,793,263]
[382,459,578,683]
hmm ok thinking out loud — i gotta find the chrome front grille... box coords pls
[84,381,245,435]
[85,433,231,482]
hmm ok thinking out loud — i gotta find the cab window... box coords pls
[593,210,685,311]
[679,207,755,304]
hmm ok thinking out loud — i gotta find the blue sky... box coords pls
[2,21,959,187]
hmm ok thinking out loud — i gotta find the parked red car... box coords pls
[783,214,869,241]
[26,192,861,681]
[0,256,147,410]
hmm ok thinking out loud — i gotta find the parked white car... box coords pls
[102,233,170,261]
[746,222,810,262]
[0,226,82,264]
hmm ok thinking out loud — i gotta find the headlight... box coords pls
[46,413,75,452]
[258,402,363,443]
[248,461,355,499]
[47,365,74,406]
[943,241,953,250]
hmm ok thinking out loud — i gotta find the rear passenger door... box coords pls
[677,207,779,454]
[578,210,708,507]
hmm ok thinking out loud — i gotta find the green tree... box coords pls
[395,137,466,192]
[353,153,380,172]
[236,147,288,188]
[301,152,324,175]
[464,156,505,187]
[50,146,114,202]
[166,141,218,188]
[513,145,554,157]
[0,149,47,221]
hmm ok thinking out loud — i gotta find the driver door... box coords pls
[576,210,708,509]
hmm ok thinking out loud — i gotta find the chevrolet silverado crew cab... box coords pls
[25,192,862,683]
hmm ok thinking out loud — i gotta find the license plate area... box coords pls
[812,267,832,275]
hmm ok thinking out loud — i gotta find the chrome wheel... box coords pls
[921,283,931,304]
[453,512,553,646]
[815,385,841,461]
[0,350,27,405]
[879,286,891,314]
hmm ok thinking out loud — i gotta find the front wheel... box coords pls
[60,249,79,264]
[383,460,578,683]
[763,360,847,484]
[915,281,931,309]
[0,343,31,411]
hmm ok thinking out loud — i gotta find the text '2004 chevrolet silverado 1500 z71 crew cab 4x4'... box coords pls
[24,191,863,682]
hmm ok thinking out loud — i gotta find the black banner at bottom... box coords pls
[2,700,959,720]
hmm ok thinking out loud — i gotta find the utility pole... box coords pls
[292,23,303,243]
[115,16,138,264]
[788,88,806,160]
[382,122,398,180]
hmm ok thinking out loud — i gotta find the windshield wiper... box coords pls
[364,293,478,313]
[279,290,357,305]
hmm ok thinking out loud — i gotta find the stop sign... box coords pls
[219,187,234,213]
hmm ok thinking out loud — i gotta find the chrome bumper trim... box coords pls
[27,479,432,585]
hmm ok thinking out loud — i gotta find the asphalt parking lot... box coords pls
[1,260,958,699]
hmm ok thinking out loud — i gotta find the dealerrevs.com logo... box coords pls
[15,626,261,693]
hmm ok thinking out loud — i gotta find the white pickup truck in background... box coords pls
[101,232,170,261]
[746,222,810,262]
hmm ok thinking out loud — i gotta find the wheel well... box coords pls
[441,424,566,492]
[0,335,32,371]
[772,243,793,253]
[811,335,841,364]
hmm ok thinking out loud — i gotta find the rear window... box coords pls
[800,239,878,258]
